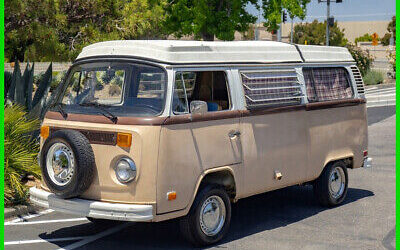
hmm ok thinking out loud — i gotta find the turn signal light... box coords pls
[167,191,177,201]
[117,133,132,148]
[40,126,50,139]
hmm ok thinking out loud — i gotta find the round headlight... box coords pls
[115,157,136,183]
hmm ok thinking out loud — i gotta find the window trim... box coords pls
[302,66,355,103]
[171,70,233,115]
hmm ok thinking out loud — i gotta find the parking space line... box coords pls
[5,236,87,245]
[59,222,132,250]
[6,209,54,224]
[5,218,88,226]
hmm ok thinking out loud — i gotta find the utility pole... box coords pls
[277,24,282,42]
[278,11,286,42]
[255,7,261,40]
[290,17,294,43]
[319,0,342,46]
[326,0,330,46]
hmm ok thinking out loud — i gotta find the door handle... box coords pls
[228,130,241,139]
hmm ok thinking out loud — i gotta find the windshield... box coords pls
[56,61,167,117]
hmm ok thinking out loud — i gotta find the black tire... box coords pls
[313,161,348,207]
[41,129,95,198]
[180,185,231,246]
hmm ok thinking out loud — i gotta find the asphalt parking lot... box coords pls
[4,105,396,250]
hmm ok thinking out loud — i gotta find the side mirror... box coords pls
[190,100,207,115]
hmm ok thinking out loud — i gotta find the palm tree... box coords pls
[5,104,41,205]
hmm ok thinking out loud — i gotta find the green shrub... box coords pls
[354,33,372,44]
[5,105,40,206]
[388,50,396,79]
[6,61,56,120]
[101,70,115,84]
[346,44,374,76]
[381,33,392,46]
[110,76,123,87]
[50,71,66,92]
[109,84,121,96]
[292,20,348,46]
[363,70,384,85]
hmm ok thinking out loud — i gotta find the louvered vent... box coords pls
[350,66,365,95]
[241,69,304,109]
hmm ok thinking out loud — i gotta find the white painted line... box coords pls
[365,88,396,94]
[6,209,54,224]
[367,99,396,104]
[5,217,88,226]
[367,101,396,108]
[367,103,396,107]
[59,222,131,250]
[365,90,396,96]
[5,236,87,245]
[366,91,396,96]
[365,86,395,91]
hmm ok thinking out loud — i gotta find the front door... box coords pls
[156,69,242,214]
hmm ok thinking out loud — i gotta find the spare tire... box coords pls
[40,129,95,198]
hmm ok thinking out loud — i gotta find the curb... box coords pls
[4,204,42,220]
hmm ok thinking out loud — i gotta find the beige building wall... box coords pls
[336,21,390,43]
[249,21,391,44]
[171,21,391,44]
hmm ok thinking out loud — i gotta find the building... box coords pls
[237,20,391,44]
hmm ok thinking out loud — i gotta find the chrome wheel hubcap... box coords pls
[46,143,75,186]
[329,167,346,199]
[199,195,226,236]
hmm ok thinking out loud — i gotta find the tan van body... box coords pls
[31,40,369,224]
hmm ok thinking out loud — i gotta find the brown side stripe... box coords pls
[45,111,167,125]
[45,98,366,126]
[305,98,366,111]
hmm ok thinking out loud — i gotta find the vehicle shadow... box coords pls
[39,186,373,249]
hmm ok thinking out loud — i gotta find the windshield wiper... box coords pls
[52,103,68,120]
[79,103,118,124]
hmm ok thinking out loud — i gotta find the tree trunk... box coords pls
[201,32,214,41]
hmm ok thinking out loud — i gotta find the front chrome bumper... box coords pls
[363,157,373,168]
[29,187,154,222]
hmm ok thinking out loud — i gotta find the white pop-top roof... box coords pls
[76,40,354,64]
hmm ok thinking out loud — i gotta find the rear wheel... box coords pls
[180,185,231,246]
[314,161,348,207]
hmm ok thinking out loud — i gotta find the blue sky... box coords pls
[247,0,396,23]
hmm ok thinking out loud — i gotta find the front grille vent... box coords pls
[50,128,117,145]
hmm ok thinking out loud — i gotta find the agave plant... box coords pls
[5,61,59,120]
[4,105,41,205]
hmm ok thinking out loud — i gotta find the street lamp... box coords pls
[318,0,343,46]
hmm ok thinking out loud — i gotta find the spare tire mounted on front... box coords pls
[40,129,95,198]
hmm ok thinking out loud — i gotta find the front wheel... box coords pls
[314,161,349,207]
[180,185,231,246]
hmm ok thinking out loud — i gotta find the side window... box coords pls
[172,71,230,114]
[303,67,353,102]
[240,69,303,108]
